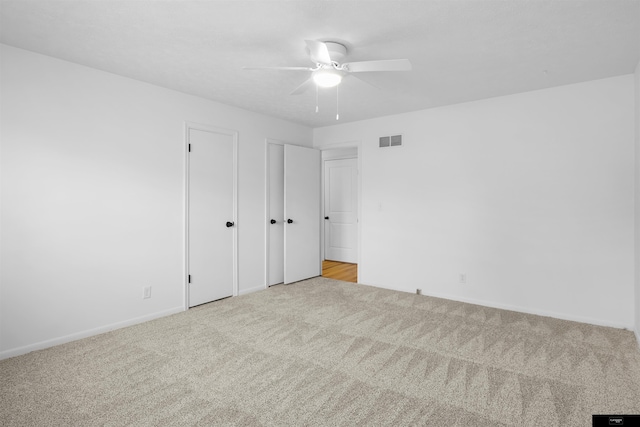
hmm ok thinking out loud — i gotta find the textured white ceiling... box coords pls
[1,0,639,128]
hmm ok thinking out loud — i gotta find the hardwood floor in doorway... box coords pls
[322,260,357,283]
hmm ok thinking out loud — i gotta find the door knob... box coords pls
[226,221,234,228]
[287,219,293,224]
[270,219,276,224]
[324,216,329,220]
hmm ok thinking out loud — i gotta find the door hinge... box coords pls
[188,144,191,152]
[188,274,191,283]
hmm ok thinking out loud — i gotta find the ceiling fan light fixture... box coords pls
[313,69,342,88]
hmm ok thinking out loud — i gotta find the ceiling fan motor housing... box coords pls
[324,41,347,64]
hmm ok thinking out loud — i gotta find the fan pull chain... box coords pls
[315,85,319,113]
[336,85,340,121]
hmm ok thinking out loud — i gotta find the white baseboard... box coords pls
[0,306,184,361]
[359,281,414,295]
[239,284,267,296]
[360,281,632,331]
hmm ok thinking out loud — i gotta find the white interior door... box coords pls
[284,145,321,284]
[324,158,358,263]
[188,128,236,307]
[268,144,284,286]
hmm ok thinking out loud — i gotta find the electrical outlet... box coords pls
[143,286,151,299]
[459,273,467,284]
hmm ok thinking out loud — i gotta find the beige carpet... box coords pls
[2,277,640,426]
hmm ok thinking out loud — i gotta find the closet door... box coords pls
[188,127,236,307]
[268,144,284,286]
[284,145,321,284]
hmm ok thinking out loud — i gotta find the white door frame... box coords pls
[317,141,362,282]
[184,121,238,310]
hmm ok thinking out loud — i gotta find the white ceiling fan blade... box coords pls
[242,66,313,71]
[346,74,380,90]
[343,59,412,73]
[305,40,332,65]
[290,78,315,95]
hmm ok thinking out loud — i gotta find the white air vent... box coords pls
[379,135,402,147]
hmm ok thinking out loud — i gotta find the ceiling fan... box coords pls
[243,40,412,95]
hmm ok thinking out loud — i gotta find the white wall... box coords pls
[0,44,312,358]
[315,75,636,329]
[635,60,640,343]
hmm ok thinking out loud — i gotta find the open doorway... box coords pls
[322,260,357,282]
[321,146,359,283]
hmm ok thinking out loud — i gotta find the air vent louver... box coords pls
[379,135,402,147]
